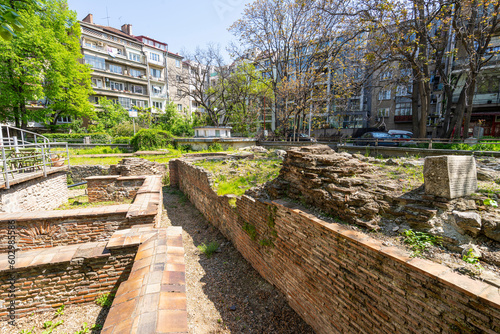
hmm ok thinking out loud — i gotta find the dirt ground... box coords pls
[160,187,314,334]
[0,303,108,334]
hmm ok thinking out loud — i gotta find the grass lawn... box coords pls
[193,155,282,196]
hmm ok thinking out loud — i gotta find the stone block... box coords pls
[423,156,477,199]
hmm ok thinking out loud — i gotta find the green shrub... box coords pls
[208,143,223,152]
[130,129,172,151]
[112,136,132,144]
[197,241,219,258]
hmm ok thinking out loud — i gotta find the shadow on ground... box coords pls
[161,186,315,334]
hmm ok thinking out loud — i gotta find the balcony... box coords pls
[151,92,168,99]
[452,93,500,105]
[394,115,412,123]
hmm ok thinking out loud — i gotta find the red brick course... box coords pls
[169,158,500,334]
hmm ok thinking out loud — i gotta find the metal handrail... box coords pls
[0,124,69,189]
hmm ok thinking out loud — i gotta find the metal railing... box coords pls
[336,137,500,149]
[0,125,70,189]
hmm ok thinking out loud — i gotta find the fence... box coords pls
[0,125,69,189]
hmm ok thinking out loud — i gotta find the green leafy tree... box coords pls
[0,0,93,128]
[219,62,273,136]
[88,97,128,133]
[0,1,30,40]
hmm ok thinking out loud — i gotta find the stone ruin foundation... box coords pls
[258,145,500,256]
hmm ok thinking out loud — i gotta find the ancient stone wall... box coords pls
[109,158,166,177]
[0,245,137,319]
[69,165,110,183]
[169,157,500,334]
[86,176,145,202]
[0,175,163,252]
[263,146,500,246]
[0,172,68,213]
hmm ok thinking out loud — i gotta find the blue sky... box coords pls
[67,0,253,61]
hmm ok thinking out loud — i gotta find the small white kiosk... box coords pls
[194,126,232,138]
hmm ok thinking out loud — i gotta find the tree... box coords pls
[213,62,273,136]
[88,97,128,133]
[230,0,366,136]
[170,44,231,126]
[0,1,29,40]
[0,0,93,128]
[445,0,500,139]
[361,0,450,138]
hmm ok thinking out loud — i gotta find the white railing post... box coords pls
[2,146,9,189]
[41,144,47,177]
[13,136,19,153]
[66,143,70,168]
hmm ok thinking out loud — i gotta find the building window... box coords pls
[215,130,220,137]
[380,71,392,80]
[130,69,142,78]
[132,99,147,108]
[118,97,131,109]
[378,89,391,100]
[91,78,103,88]
[153,101,163,110]
[150,52,160,62]
[175,59,181,67]
[377,108,390,118]
[177,104,182,111]
[176,75,181,82]
[109,64,122,74]
[152,85,162,94]
[131,85,144,94]
[84,40,97,48]
[395,102,412,116]
[129,52,141,62]
[110,81,124,91]
[396,85,412,96]
[57,116,72,123]
[150,68,161,78]
[84,55,105,70]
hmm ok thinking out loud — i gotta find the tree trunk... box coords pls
[411,79,420,138]
[462,77,476,139]
[419,80,431,138]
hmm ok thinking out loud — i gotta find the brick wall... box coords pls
[0,175,162,252]
[86,176,145,202]
[170,158,500,333]
[0,245,137,319]
[0,208,154,252]
[0,172,68,213]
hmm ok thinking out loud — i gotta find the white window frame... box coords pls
[378,89,391,100]
[150,52,160,62]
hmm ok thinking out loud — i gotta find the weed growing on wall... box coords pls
[95,293,115,307]
[402,229,441,257]
[243,222,257,240]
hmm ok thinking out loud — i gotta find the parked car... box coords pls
[388,130,415,146]
[287,133,317,142]
[354,132,398,146]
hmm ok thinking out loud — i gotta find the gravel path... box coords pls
[160,187,314,334]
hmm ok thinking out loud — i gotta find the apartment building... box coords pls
[135,35,168,113]
[80,14,150,111]
[79,14,194,117]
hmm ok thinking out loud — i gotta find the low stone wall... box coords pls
[0,175,163,252]
[0,242,137,319]
[0,172,68,213]
[109,158,166,178]
[69,165,110,183]
[169,158,500,333]
[86,176,145,202]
